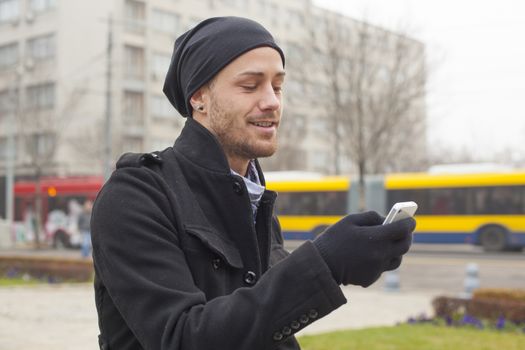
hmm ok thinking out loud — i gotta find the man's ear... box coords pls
[189,86,209,117]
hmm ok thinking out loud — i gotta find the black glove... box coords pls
[313,211,415,287]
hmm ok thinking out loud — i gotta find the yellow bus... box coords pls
[386,171,525,251]
[267,171,525,251]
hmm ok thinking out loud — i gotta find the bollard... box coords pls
[461,263,480,299]
[384,269,400,292]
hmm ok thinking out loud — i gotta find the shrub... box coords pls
[469,297,525,324]
[432,289,525,324]
[473,289,525,303]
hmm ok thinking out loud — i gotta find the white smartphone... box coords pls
[383,201,418,225]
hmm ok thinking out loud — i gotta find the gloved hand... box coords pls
[313,211,416,287]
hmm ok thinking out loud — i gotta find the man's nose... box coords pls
[258,84,281,111]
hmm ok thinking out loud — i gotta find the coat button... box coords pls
[282,326,292,336]
[232,181,244,195]
[308,309,319,319]
[291,320,301,330]
[273,331,283,341]
[212,258,222,270]
[243,271,257,285]
[299,314,309,324]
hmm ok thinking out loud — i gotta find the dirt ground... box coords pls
[0,284,99,350]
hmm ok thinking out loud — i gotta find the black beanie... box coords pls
[163,16,285,118]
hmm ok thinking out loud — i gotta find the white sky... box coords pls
[313,0,525,160]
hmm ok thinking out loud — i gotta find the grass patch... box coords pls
[298,324,525,350]
[0,277,43,287]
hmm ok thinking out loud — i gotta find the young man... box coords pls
[91,17,415,350]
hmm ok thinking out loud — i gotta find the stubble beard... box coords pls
[208,95,278,161]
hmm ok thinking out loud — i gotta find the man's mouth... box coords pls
[252,121,276,127]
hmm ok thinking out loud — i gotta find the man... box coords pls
[91,17,415,350]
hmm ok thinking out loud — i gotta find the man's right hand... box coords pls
[312,211,416,287]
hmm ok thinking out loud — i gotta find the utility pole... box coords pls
[104,15,113,181]
[3,72,20,247]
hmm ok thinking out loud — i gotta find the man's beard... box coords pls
[208,97,278,160]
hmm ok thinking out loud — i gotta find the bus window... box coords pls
[428,188,469,215]
[470,187,490,215]
[489,186,523,214]
[387,189,430,215]
[429,189,452,214]
[470,186,524,215]
[522,186,525,213]
[275,191,347,216]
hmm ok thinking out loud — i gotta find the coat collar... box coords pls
[173,118,231,174]
[173,118,267,185]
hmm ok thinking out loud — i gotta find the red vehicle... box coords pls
[14,176,103,248]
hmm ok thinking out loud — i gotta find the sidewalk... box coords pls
[0,283,438,350]
[298,285,436,335]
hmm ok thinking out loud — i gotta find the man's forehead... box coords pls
[235,70,286,78]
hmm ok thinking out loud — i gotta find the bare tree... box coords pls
[67,117,110,168]
[305,12,428,210]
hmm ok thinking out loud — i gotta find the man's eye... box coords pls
[273,86,283,93]
[241,85,257,91]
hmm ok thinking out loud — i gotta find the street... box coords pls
[284,242,525,294]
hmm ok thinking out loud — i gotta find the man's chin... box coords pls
[253,143,278,158]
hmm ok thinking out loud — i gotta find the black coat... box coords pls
[91,118,346,350]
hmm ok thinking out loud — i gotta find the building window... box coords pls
[0,0,19,24]
[25,132,56,158]
[124,0,145,34]
[151,52,171,79]
[124,45,145,79]
[123,91,144,123]
[27,34,55,61]
[26,83,55,110]
[0,42,18,70]
[0,89,17,114]
[151,95,173,119]
[151,9,180,34]
[28,0,56,13]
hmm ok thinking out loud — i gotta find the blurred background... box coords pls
[0,0,524,348]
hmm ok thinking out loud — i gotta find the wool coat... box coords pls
[91,118,346,350]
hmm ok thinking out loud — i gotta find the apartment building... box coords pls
[0,0,426,179]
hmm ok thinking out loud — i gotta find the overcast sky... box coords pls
[313,0,525,161]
